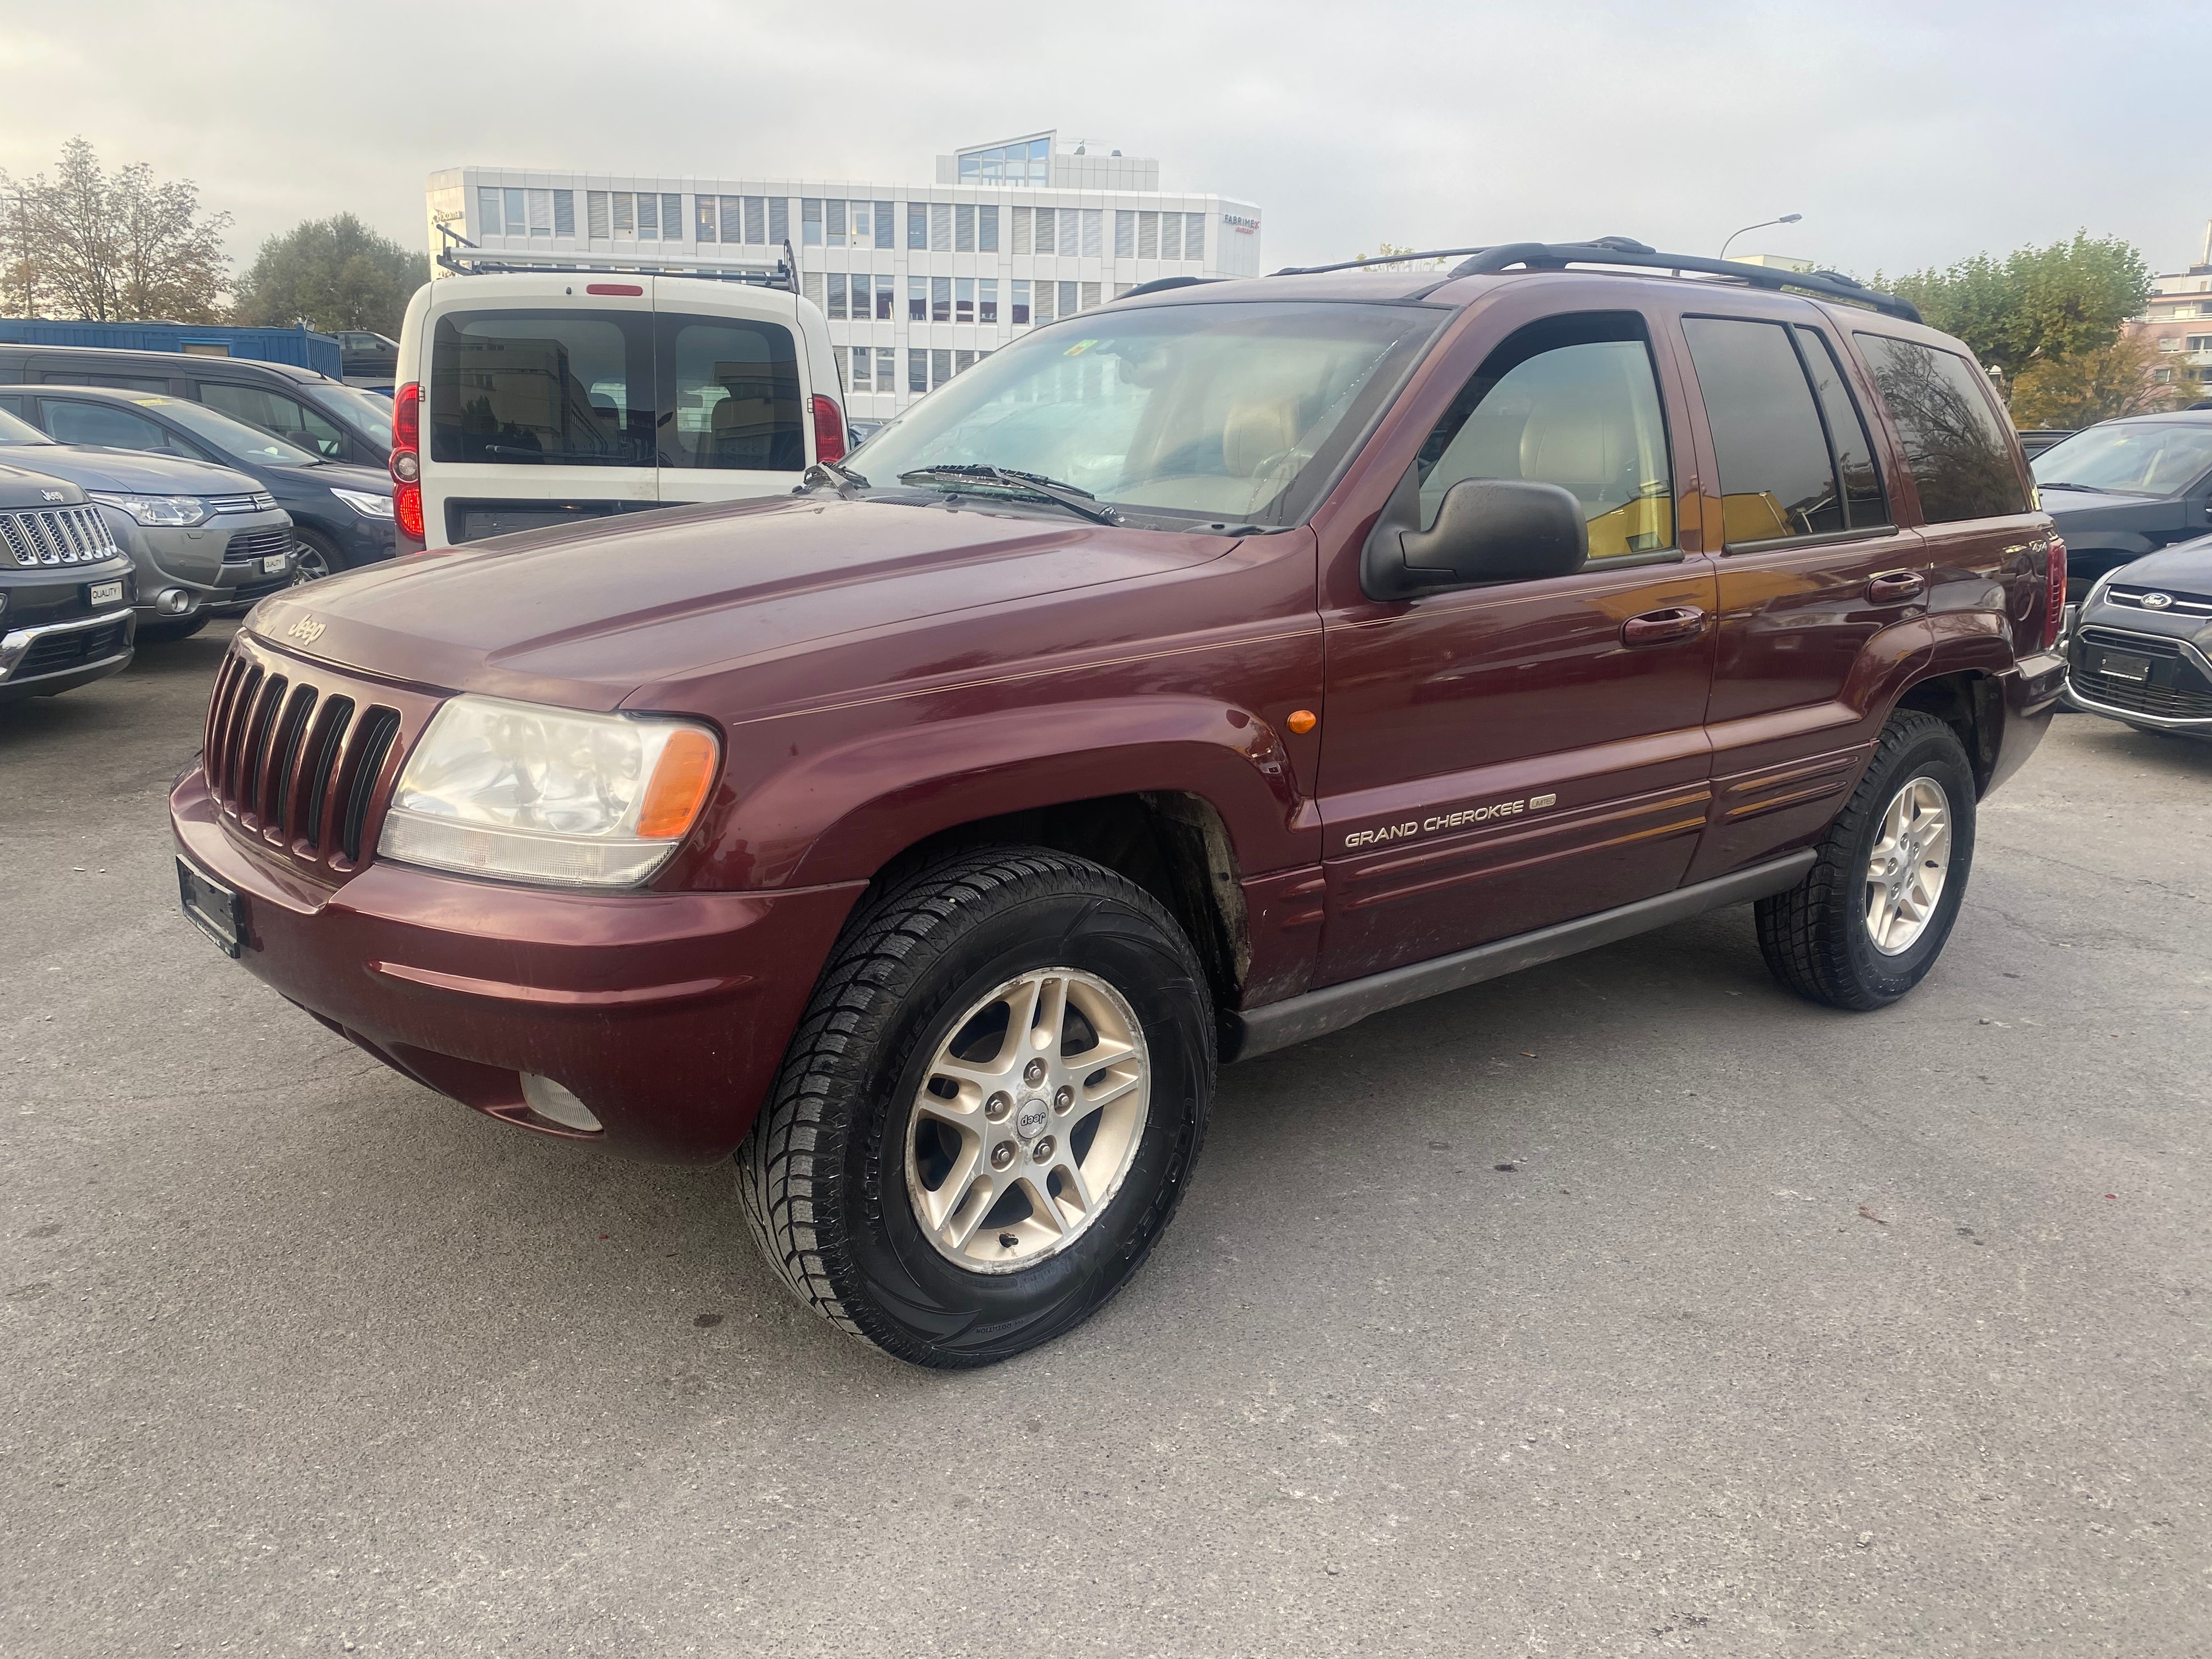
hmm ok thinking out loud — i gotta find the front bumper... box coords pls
[123,510,296,623]
[1,559,137,701]
[2063,616,2212,733]
[170,765,864,1163]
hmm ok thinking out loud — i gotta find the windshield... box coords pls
[848,300,1446,526]
[127,396,318,466]
[2032,422,2212,496]
[0,407,56,446]
[309,381,395,447]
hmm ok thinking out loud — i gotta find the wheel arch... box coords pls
[1893,667,2004,795]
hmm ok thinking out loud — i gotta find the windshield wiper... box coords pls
[803,459,868,489]
[2036,481,2105,492]
[898,465,1120,525]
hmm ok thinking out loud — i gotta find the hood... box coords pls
[0,442,261,496]
[2095,534,2212,596]
[2041,488,2190,536]
[244,495,1239,711]
[267,461,389,496]
[0,460,87,509]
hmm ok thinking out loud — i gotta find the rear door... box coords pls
[650,275,814,507]
[1674,304,1935,883]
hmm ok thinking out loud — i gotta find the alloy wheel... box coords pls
[1864,775,1951,955]
[904,967,1151,1273]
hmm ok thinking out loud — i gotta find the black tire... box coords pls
[738,847,1214,1368]
[290,528,342,584]
[136,614,208,644]
[1756,710,1978,1011]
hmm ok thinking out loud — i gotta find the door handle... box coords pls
[1867,569,1927,603]
[1620,605,1707,646]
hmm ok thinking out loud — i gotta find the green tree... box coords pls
[1878,234,2151,388]
[233,213,425,336]
[2008,330,2198,428]
[0,138,230,321]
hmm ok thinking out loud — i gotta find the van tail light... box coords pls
[2043,534,2068,650]
[811,394,847,465]
[390,381,425,550]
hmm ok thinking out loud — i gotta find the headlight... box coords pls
[377,695,719,887]
[87,490,210,527]
[330,486,395,520]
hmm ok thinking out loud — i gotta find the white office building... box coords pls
[423,133,1265,420]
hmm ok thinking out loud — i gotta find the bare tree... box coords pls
[1,138,230,322]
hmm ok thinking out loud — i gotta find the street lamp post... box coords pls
[1720,213,1803,261]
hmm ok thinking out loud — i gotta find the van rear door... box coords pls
[650,275,815,508]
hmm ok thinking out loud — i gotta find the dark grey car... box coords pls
[2033,412,2212,595]
[0,461,136,703]
[2063,533,2212,738]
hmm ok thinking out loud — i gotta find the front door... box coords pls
[1316,305,1719,985]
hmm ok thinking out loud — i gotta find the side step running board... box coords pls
[1221,851,1815,1063]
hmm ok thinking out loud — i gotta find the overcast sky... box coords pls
[3,0,2206,284]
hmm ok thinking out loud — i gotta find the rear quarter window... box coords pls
[1854,335,2029,523]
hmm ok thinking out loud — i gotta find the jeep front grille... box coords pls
[0,505,121,567]
[201,642,416,871]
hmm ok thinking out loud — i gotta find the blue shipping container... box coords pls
[0,319,343,379]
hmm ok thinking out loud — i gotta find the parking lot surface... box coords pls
[4,622,2209,1658]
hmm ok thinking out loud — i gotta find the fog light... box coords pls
[520,1073,602,1132]
[157,587,193,615]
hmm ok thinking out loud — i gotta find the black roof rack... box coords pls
[433,222,798,292]
[1271,236,1921,323]
[1120,275,1222,298]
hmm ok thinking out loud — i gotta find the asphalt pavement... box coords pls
[4,622,2208,1657]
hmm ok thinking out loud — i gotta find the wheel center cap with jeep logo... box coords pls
[1014,1097,1051,1140]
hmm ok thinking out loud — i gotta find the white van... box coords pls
[390,269,844,550]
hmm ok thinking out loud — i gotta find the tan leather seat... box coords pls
[1517,380,1637,506]
[1222,397,1303,477]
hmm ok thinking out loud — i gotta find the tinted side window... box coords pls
[1794,326,1889,528]
[199,383,345,459]
[1681,317,1843,545]
[1417,312,1674,560]
[430,311,656,467]
[1855,335,2029,523]
[36,370,172,392]
[659,315,804,472]
[43,399,193,454]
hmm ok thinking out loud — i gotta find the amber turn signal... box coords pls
[637,729,719,839]
[1286,709,1318,735]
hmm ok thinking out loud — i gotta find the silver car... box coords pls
[0,403,294,642]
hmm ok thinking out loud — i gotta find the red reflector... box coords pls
[586,283,644,296]
[394,481,425,543]
[811,394,846,464]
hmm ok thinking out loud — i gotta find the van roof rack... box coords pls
[433,223,798,292]
[1269,236,1921,323]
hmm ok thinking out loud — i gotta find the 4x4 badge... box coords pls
[287,614,327,644]
[2141,592,2174,610]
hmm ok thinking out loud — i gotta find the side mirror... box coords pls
[1362,470,1589,601]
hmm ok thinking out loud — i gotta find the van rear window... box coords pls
[429,309,803,471]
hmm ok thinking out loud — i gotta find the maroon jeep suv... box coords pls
[170,239,2064,1367]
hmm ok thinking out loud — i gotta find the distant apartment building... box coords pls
[423,134,1264,419]
[2130,221,2212,395]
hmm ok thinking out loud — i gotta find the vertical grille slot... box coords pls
[234,675,289,827]
[217,665,266,803]
[301,696,356,850]
[202,652,241,768]
[266,683,319,837]
[340,709,402,864]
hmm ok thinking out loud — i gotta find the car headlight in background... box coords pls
[330,487,396,520]
[86,490,210,527]
[377,696,720,887]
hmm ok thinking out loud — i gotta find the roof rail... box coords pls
[433,222,798,292]
[1120,275,1222,298]
[1272,236,1921,323]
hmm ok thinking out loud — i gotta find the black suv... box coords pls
[2064,533,2212,737]
[0,343,393,469]
[2032,411,2212,595]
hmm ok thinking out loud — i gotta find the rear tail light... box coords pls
[2043,534,2068,650]
[390,382,425,548]
[811,394,846,465]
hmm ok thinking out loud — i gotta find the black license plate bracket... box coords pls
[176,855,245,958]
[2097,650,2154,684]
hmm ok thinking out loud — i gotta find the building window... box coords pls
[956,137,1051,185]
[931,276,951,324]
[929,202,952,253]
[1012,207,1032,256]
[1059,281,1079,317]
[1080,281,1101,312]
[1035,207,1056,256]
[587,191,610,240]
[875,347,895,391]
[504,188,527,235]
[979,279,999,325]
[662,195,682,240]
[1115,210,1135,258]
[2187,335,2212,351]
[1012,281,1031,326]
[1160,213,1182,260]
[719,197,741,243]
[909,277,927,322]
[873,275,893,321]
[743,197,765,244]
[1186,213,1205,261]
[873,201,896,250]
[1081,209,1102,258]
[1137,212,1159,259]
[955,204,975,253]
[932,348,952,387]
[803,271,825,311]
[955,349,977,376]
[908,202,927,250]
[955,278,974,324]
[827,274,848,320]
[909,349,928,393]
[552,191,575,238]
[979,205,1001,253]
[637,193,661,238]
[478,187,503,236]
[1034,281,1056,324]
[613,193,634,235]
[802,199,823,245]
[1114,283,1134,299]
[768,197,789,244]
[696,196,719,242]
